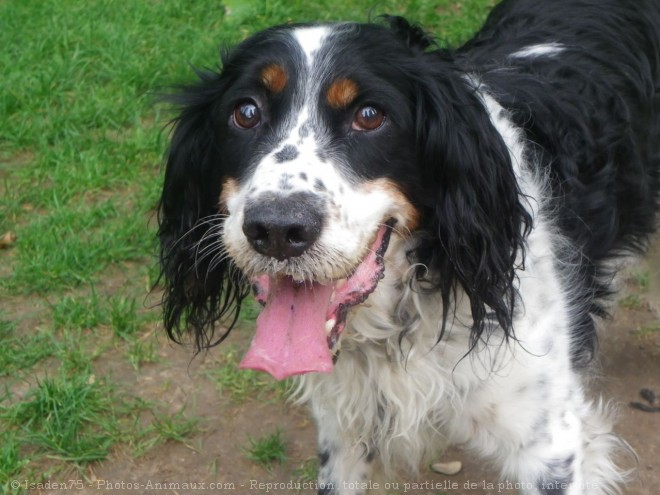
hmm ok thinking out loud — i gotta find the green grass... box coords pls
[619,293,645,310]
[0,317,55,377]
[207,347,291,403]
[0,0,492,483]
[294,457,319,482]
[51,290,107,330]
[0,431,28,487]
[131,408,200,456]
[631,270,651,290]
[244,428,288,470]
[0,370,199,481]
[1,373,118,463]
[126,337,158,371]
[109,295,140,339]
[635,321,660,338]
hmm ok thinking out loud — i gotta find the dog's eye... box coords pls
[352,105,385,131]
[233,101,261,129]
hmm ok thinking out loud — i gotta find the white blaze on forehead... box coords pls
[293,26,331,65]
[290,105,312,145]
[262,27,336,177]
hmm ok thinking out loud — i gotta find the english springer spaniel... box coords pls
[158,0,660,493]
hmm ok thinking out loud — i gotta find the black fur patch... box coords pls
[274,144,299,163]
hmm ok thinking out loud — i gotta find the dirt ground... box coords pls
[44,244,660,495]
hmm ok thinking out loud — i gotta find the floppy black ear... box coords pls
[158,70,249,349]
[411,56,532,346]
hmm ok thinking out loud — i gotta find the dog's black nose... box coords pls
[243,192,324,260]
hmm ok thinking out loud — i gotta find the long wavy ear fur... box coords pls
[158,70,249,350]
[410,50,532,347]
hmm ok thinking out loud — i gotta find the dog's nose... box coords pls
[242,192,324,260]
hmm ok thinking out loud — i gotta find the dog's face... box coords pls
[159,18,529,380]
[217,25,422,378]
[221,25,422,277]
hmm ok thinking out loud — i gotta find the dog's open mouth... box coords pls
[239,221,395,380]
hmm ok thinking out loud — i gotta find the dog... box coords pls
[157,0,660,493]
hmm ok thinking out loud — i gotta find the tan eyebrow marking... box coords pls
[260,63,288,94]
[326,78,359,109]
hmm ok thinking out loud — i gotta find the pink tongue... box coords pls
[239,278,334,380]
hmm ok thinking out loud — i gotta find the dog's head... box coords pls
[158,17,530,379]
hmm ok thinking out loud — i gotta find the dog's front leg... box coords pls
[314,406,375,495]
